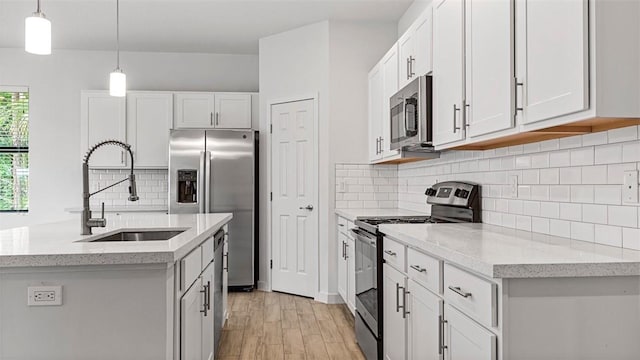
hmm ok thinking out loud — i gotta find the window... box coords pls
[0,87,29,212]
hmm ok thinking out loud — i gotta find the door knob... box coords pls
[299,205,314,211]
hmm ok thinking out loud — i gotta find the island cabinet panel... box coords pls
[445,304,496,360]
[181,276,204,360]
[181,245,203,290]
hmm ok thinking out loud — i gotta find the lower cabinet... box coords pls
[407,279,442,360]
[337,217,356,314]
[181,262,214,360]
[222,234,229,324]
[445,304,496,360]
[383,263,407,360]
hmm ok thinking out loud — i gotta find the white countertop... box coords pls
[335,208,428,221]
[0,213,231,268]
[379,223,640,279]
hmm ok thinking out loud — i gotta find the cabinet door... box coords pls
[127,92,172,168]
[383,264,407,360]
[337,232,348,303]
[368,64,383,162]
[181,278,204,360]
[346,236,356,313]
[398,30,415,89]
[214,93,252,129]
[174,92,215,129]
[517,0,588,124]
[413,7,433,77]
[201,262,215,360]
[381,45,401,158]
[445,304,496,360]
[466,0,514,138]
[433,0,465,146]
[407,279,442,360]
[80,91,127,168]
[222,234,229,325]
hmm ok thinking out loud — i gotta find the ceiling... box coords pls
[0,0,412,54]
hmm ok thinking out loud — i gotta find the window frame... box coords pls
[0,85,30,213]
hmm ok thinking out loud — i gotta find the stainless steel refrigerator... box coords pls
[169,129,257,289]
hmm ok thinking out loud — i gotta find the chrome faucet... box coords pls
[82,140,139,235]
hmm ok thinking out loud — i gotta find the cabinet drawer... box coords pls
[337,216,348,233]
[181,246,202,290]
[201,236,214,269]
[444,263,497,328]
[407,248,441,294]
[383,237,406,271]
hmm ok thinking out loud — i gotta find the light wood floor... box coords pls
[217,291,366,359]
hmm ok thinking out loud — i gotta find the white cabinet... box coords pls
[174,92,216,129]
[346,236,356,312]
[407,279,442,360]
[383,263,407,360]
[465,0,514,138]
[336,217,356,314]
[381,45,401,159]
[516,0,588,125]
[222,232,229,324]
[432,0,466,146]
[214,93,252,129]
[399,6,433,89]
[126,92,172,168]
[368,64,384,162]
[201,262,215,360]
[445,304,496,360]
[337,231,348,305]
[80,91,127,168]
[174,92,252,129]
[181,278,204,360]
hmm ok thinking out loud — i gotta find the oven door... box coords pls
[351,227,380,337]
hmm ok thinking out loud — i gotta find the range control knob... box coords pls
[425,188,437,196]
[454,189,469,198]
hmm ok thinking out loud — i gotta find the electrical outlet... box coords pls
[337,179,346,193]
[28,286,62,306]
[509,175,519,198]
[623,170,639,204]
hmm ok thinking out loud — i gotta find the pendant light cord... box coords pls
[116,0,120,69]
[36,0,41,13]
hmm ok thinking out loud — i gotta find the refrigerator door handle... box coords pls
[204,150,212,213]
[199,151,206,213]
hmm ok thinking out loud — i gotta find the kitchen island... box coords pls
[0,213,231,360]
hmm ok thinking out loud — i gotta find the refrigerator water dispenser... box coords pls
[177,170,198,203]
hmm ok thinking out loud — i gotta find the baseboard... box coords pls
[315,291,344,304]
[256,280,270,292]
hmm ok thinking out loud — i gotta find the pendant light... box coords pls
[25,0,51,55]
[109,0,126,97]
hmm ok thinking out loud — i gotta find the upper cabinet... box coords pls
[432,0,466,147]
[127,92,173,168]
[398,7,433,89]
[80,91,127,168]
[381,45,401,159]
[174,92,252,129]
[214,93,252,129]
[516,0,588,125]
[368,64,384,163]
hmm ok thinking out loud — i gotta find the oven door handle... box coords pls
[350,228,376,241]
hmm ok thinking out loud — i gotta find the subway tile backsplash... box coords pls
[335,164,398,209]
[336,125,640,250]
[89,169,168,208]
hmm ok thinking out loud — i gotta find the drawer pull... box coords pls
[448,286,472,298]
[410,264,427,273]
[384,250,397,257]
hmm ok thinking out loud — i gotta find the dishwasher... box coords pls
[213,229,225,353]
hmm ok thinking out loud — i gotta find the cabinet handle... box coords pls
[410,264,426,273]
[448,285,472,298]
[223,253,228,271]
[210,112,213,126]
[515,78,524,115]
[206,280,211,311]
[409,56,415,77]
[395,282,401,313]
[396,283,406,315]
[338,223,345,227]
[215,112,220,126]
[379,137,384,153]
[376,137,381,154]
[402,288,410,319]
[344,243,349,259]
[453,104,461,133]
[406,57,411,80]
[384,250,396,257]
[200,282,209,316]
[120,151,125,164]
[464,103,470,128]
[439,316,448,354]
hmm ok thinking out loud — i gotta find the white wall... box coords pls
[258,20,397,300]
[397,0,433,35]
[0,48,258,229]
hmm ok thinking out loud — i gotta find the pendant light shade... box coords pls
[109,0,126,97]
[25,1,51,55]
[109,69,126,97]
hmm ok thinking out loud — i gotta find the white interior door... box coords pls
[271,99,318,298]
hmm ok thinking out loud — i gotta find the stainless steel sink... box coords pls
[87,230,186,242]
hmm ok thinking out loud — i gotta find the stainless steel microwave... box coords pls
[390,75,433,151]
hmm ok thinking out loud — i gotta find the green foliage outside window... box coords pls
[0,91,29,212]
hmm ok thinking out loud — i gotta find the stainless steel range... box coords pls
[351,181,481,360]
